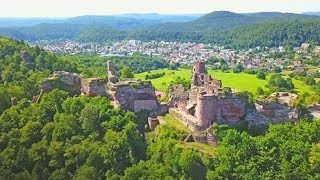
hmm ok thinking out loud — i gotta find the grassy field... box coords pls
[134,68,313,95]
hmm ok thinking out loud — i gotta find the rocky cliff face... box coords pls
[110,81,159,113]
[40,71,82,96]
[82,79,108,97]
[254,101,299,123]
[212,96,247,124]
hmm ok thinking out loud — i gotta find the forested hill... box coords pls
[202,19,320,49]
[1,11,320,49]
[2,37,320,179]
[0,37,78,112]
[143,11,317,32]
[129,12,320,48]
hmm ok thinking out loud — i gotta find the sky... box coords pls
[1,0,320,17]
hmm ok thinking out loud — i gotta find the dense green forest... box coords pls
[1,12,320,49]
[202,19,320,49]
[2,36,320,179]
[0,37,78,114]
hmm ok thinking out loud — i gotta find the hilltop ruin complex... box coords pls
[39,60,301,138]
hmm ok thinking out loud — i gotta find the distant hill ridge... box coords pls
[1,11,320,49]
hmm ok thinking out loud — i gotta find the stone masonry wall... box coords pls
[194,93,247,129]
[168,84,189,110]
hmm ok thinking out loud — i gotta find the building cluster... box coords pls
[36,40,320,73]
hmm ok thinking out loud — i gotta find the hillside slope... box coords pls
[1,11,320,49]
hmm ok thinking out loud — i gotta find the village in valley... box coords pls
[37,40,320,74]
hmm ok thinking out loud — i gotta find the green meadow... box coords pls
[134,68,313,95]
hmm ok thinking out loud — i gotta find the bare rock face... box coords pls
[213,96,247,124]
[253,101,299,123]
[248,92,300,124]
[82,79,108,97]
[309,104,320,119]
[269,92,298,106]
[40,71,82,96]
[158,102,169,115]
[110,81,158,113]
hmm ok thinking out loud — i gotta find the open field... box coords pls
[135,68,314,95]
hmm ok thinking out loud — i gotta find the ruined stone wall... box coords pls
[169,108,199,132]
[191,66,222,95]
[211,79,222,89]
[148,117,160,131]
[189,86,204,103]
[107,61,119,83]
[191,93,247,129]
[168,84,189,111]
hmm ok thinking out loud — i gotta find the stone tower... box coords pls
[193,61,206,74]
[195,93,215,130]
[107,61,119,83]
[192,61,206,86]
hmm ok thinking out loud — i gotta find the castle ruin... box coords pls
[169,61,248,131]
[40,61,161,119]
[39,60,301,135]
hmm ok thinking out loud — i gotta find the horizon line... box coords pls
[0,10,318,19]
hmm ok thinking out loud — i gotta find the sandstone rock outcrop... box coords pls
[109,81,159,113]
[40,71,82,96]
[254,101,299,123]
[82,78,108,97]
[246,92,300,124]
[309,104,320,119]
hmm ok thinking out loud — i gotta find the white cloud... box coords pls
[0,0,319,17]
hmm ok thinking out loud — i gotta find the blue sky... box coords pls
[1,0,320,17]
